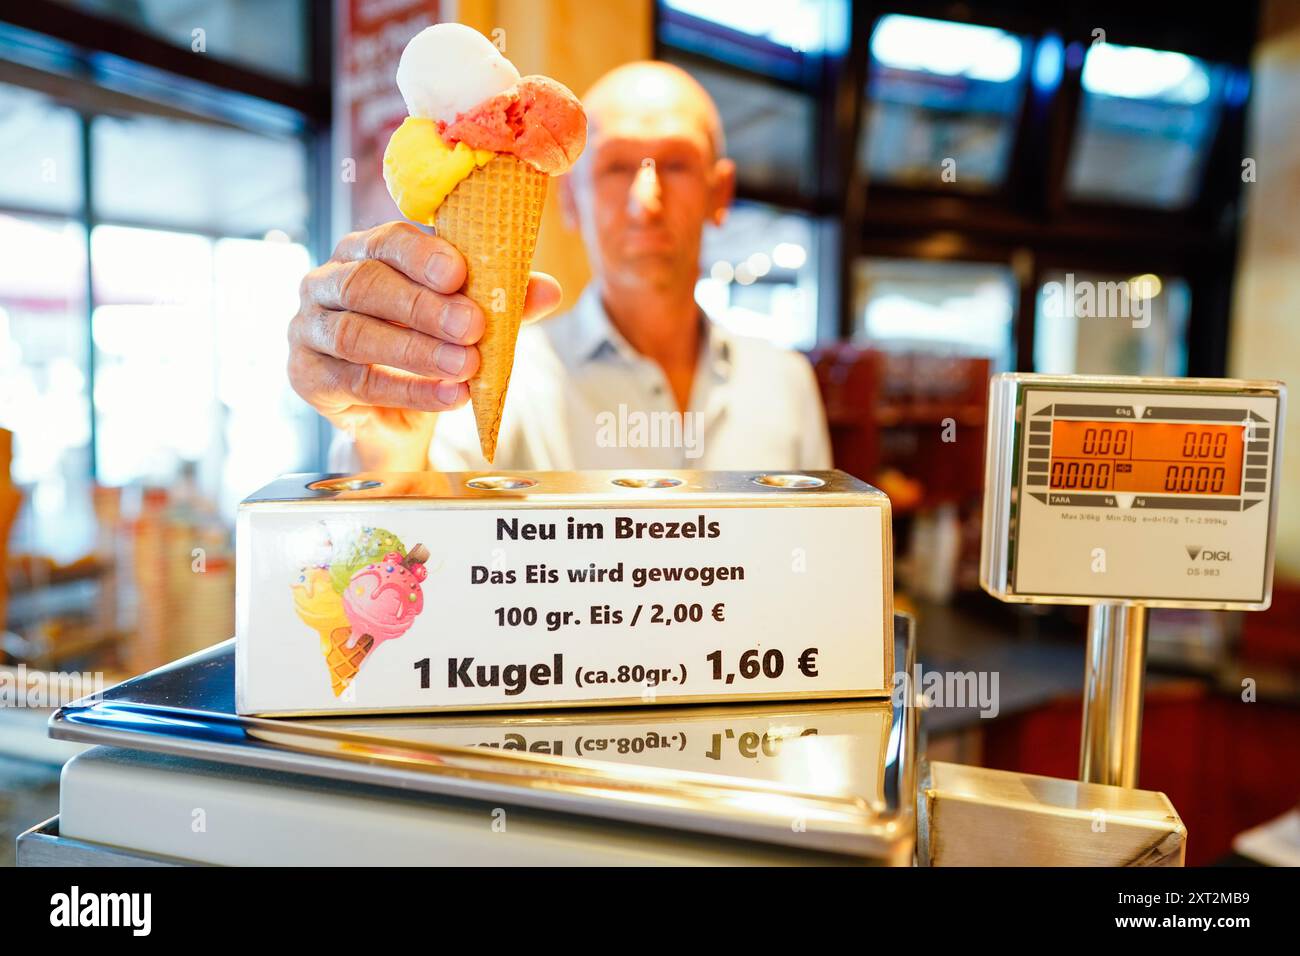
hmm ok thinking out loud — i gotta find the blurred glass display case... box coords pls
[1067,42,1230,210]
[852,257,1015,370]
[49,0,311,81]
[696,202,821,349]
[860,14,1030,191]
[1034,269,1191,376]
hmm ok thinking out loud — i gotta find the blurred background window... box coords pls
[0,83,88,553]
[0,0,315,845]
[89,226,312,515]
[661,0,836,54]
[657,0,842,346]
[661,50,816,195]
[0,83,82,214]
[0,78,318,524]
[92,113,310,240]
[658,0,847,81]
[212,235,315,517]
[852,257,1015,369]
[861,14,1029,191]
[0,214,89,561]
[1066,43,1228,209]
[1034,270,1190,376]
[91,225,216,489]
[50,0,309,81]
[695,202,819,350]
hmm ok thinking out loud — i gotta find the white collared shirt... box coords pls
[331,285,831,472]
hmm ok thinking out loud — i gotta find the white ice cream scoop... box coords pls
[396,23,520,124]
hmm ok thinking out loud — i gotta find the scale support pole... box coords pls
[1079,602,1149,788]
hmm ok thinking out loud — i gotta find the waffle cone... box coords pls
[435,156,548,462]
[324,626,374,697]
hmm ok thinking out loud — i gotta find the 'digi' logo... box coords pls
[1186,546,1232,561]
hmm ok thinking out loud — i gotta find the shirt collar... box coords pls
[565,284,733,381]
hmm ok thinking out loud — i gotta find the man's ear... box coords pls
[710,157,736,227]
[559,174,580,231]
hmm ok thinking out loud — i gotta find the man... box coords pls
[289,61,830,471]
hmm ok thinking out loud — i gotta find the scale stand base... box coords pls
[1079,602,1148,788]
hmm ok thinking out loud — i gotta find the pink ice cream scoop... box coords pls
[341,546,429,649]
[440,75,587,175]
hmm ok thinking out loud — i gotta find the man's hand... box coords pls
[288,221,561,470]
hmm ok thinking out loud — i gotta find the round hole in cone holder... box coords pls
[308,478,383,492]
[753,474,825,489]
[611,477,684,489]
[466,476,538,491]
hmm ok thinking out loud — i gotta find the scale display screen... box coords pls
[1048,421,1244,496]
[980,374,1285,609]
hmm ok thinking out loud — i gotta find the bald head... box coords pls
[582,61,726,160]
[561,60,736,306]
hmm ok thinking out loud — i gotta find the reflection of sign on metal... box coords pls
[336,0,440,232]
[329,700,892,794]
[47,623,919,863]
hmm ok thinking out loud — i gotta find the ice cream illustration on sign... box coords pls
[291,527,430,696]
[383,23,587,463]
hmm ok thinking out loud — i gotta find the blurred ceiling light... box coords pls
[734,263,757,285]
[772,242,807,270]
[1128,273,1162,300]
[870,14,1023,83]
[1224,67,1251,108]
[710,260,735,283]
[1032,33,1065,92]
[747,252,772,277]
[1082,44,1210,104]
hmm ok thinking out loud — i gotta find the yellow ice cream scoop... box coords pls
[292,566,349,654]
[383,117,493,225]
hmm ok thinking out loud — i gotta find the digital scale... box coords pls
[981,374,1286,786]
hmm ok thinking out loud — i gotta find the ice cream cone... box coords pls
[434,155,548,462]
[324,625,374,697]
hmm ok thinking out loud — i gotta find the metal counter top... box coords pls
[46,615,917,862]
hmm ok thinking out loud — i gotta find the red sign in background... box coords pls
[337,0,441,232]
